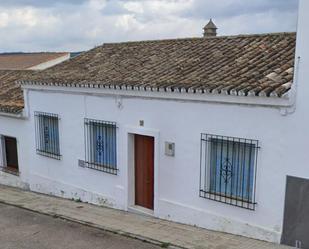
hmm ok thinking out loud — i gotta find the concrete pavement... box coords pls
[0,185,292,249]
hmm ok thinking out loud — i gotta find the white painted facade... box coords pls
[0,0,308,244]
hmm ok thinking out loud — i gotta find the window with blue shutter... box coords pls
[35,112,61,160]
[84,118,117,175]
[200,134,259,210]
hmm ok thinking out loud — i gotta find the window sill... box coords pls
[206,190,253,203]
[200,190,256,210]
[36,150,61,160]
[83,161,118,175]
[0,166,20,176]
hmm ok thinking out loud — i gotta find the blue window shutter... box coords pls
[210,139,233,196]
[42,117,59,155]
[43,117,50,152]
[105,125,116,167]
[93,124,103,165]
[35,112,60,159]
[92,123,116,168]
[210,139,255,201]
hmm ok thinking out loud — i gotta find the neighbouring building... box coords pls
[0,52,71,169]
[0,52,71,70]
[0,1,308,247]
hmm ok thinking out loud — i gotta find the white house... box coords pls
[0,1,308,247]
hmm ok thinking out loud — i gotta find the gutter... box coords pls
[21,83,293,109]
[0,111,27,119]
[281,56,301,115]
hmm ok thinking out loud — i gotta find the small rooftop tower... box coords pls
[203,19,217,37]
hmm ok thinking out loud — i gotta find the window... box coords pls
[34,112,61,159]
[200,134,259,210]
[84,118,117,175]
[0,136,19,175]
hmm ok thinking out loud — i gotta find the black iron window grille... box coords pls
[84,118,118,175]
[34,112,61,160]
[200,134,259,210]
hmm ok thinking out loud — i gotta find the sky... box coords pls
[0,0,299,53]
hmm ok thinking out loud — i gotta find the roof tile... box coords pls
[21,33,296,99]
[0,70,32,113]
[0,32,297,114]
[0,53,68,70]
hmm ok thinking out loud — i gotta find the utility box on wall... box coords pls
[165,142,175,157]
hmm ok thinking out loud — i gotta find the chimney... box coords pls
[203,19,217,37]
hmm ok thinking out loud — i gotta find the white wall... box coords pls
[11,86,297,243]
[0,75,298,241]
[0,0,308,243]
[0,116,31,189]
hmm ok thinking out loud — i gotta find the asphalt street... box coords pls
[0,203,160,249]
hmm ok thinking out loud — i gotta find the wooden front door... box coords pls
[4,137,19,170]
[135,135,154,210]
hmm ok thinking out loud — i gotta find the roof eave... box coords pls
[0,109,26,119]
[20,80,294,109]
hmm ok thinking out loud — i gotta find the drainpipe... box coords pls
[280,56,301,116]
[21,88,30,119]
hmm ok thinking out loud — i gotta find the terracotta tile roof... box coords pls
[0,53,69,70]
[22,32,296,98]
[0,70,31,113]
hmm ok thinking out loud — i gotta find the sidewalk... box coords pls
[0,185,291,249]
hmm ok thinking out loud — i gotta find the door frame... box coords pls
[124,125,160,216]
[0,134,20,175]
